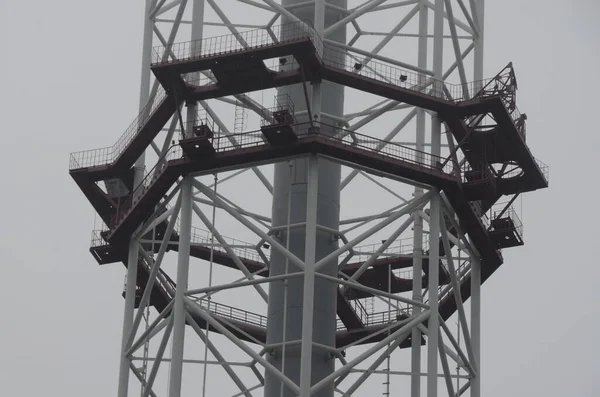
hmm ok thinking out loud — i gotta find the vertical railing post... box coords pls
[117,2,155,396]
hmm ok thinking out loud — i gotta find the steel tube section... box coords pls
[118,240,141,397]
[130,363,159,397]
[193,196,271,225]
[456,0,479,37]
[312,310,431,395]
[364,0,420,12]
[471,4,484,394]
[427,4,444,385]
[324,0,386,37]
[443,0,469,98]
[339,317,411,351]
[194,181,306,271]
[126,302,173,356]
[192,202,269,302]
[318,273,429,309]
[142,317,174,397]
[150,0,168,19]
[425,0,472,34]
[426,193,441,397]
[316,191,432,272]
[299,155,319,397]
[438,329,456,397]
[155,0,181,18]
[412,3,428,394]
[199,102,274,193]
[168,179,193,397]
[347,216,415,281]
[186,273,303,296]
[438,319,475,376]
[206,0,249,48]
[440,216,477,368]
[341,108,418,189]
[184,297,301,395]
[261,0,304,24]
[471,255,482,396]
[359,171,410,202]
[359,4,420,67]
[439,201,479,258]
[340,202,409,226]
[117,2,156,396]
[140,201,178,236]
[185,313,253,397]
[343,328,414,396]
[127,202,180,348]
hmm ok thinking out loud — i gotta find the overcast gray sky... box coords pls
[0,1,599,396]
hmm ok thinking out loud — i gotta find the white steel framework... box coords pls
[79,1,518,396]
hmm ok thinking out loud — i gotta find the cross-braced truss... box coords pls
[69,1,548,397]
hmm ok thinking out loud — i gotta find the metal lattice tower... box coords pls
[70,1,549,397]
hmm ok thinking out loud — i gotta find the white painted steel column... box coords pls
[472,2,484,396]
[117,2,155,396]
[168,179,193,397]
[311,0,325,120]
[426,193,441,397]
[471,255,482,397]
[427,1,444,396]
[186,0,205,129]
[474,0,484,82]
[299,155,319,397]
[411,2,429,396]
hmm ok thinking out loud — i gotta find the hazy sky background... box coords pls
[0,1,599,396]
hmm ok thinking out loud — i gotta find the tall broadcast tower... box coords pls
[69,1,548,396]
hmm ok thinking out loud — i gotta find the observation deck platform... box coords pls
[70,22,549,344]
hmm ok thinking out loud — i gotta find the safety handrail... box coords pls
[69,86,168,170]
[109,121,456,230]
[152,20,322,65]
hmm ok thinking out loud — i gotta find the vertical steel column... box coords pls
[472,2,484,396]
[168,2,203,396]
[311,0,325,120]
[299,155,319,397]
[168,180,193,397]
[427,1,444,396]
[426,193,441,397]
[411,2,429,396]
[473,0,484,83]
[117,2,155,396]
[471,255,482,397]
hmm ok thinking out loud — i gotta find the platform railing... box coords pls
[110,145,182,228]
[69,86,168,170]
[322,45,492,102]
[138,254,176,300]
[187,223,266,265]
[194,298,268,329]
[488,203,523,237]
[90,229,109,248]
[150,21,519,107]
[110,122,456,231]
[152,20,322,65]
[534,157,550,184]
[294,123,456,175]
[352,237,428,265]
